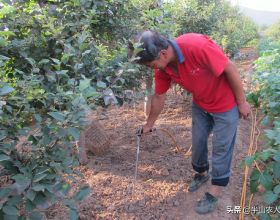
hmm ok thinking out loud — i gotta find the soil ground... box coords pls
[48,47,260,220]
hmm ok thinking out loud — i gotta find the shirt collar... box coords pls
[168,40,185,64]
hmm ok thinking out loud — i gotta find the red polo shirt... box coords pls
[155,33,237,113]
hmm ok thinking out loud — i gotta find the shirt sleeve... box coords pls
[195,37,229,77]
[154,69,171,95]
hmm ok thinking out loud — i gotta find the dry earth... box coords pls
[48,47,260,220]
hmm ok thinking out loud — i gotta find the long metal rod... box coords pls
[134,135,141,181]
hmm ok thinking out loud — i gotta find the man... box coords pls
[128,30,251,214]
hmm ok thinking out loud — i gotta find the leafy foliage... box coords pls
[0,1,134,219]
[171,0,258,56]
[247,39,280,218]
[265,19,280,41]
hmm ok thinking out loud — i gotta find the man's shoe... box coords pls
[195,192,218,214]
[188,173,210,192]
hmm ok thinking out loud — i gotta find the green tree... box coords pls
[171,0,258,55]
[265,19,280,41]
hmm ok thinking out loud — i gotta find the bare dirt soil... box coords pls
[48,47,259,220]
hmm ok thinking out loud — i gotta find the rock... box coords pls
[95,204,102,209]
[160,168,170,176]
[125,204,135,212]
[128,205,135,212]
[173,200,179,206]
[138,199,146,207]
[166,198,173,206]
[108,205,115,211]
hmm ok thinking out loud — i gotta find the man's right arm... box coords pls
[142,93,166,133]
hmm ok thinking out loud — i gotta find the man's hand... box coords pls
[237,101,251,119]
[142,124,154,134]
[136,124,155,136]
[136,93,165,137]
[223,61,251,120]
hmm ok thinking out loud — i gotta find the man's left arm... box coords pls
[224,60,251,119]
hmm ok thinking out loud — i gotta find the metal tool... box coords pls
[134,134,141,181]
[133,128,156,183]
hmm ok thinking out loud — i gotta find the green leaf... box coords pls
[33,193,51,210]
[33,173,48,183]
[0,154,10,162]
[74,63,84,71]
[57,128,67,138]
[260,172,273,190]
[0,5,16,18]
[82,87,100,98]
[29,211,43,220]
[273,162,280,178]
[12,174,30,187]
[74,186,90,201]
[25,57,36,66]
[61,183,71,195]
[61,54,69,63]
[38,59,50,65]
[7,196,22,206]
[258,213,272,220]
[0,188,12,198]
[44,173,57,181]
[72,0,81,6]
[82,50,91,57]
[71,96,87,107]
[56,70,69,75]
[250,178,259,193]
[26,190,36,201]
[69,209,79,220]
[79,77,91,91]
[34,114,42,123]
[28,135,38,145]
[25,199,35,212]
[259,150,272,161]
[36,167,50,176]
[67,127,80,140]
[18,127,30,136]
[250,169,261,180]
[42,135,51,145]
[0,85,14,96]
[2,214,18,220]
[245,156,255,166]
[0,31,15,37]
[263,191,278,204]
[62,157,73,167]
[78,31,88,45]
[96,81,106,88]
[0,130,7,141]
[273,184,280,194]
[126,69,136,73]
[48,112,66,121]
[5,105,12,114]
[64,199,76,209]
[0,37,8,47]
[117,78,125,84]
[51,58,61,65]
[2,205,18,216]
[0,54,9,60]
[32,184,45,192]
